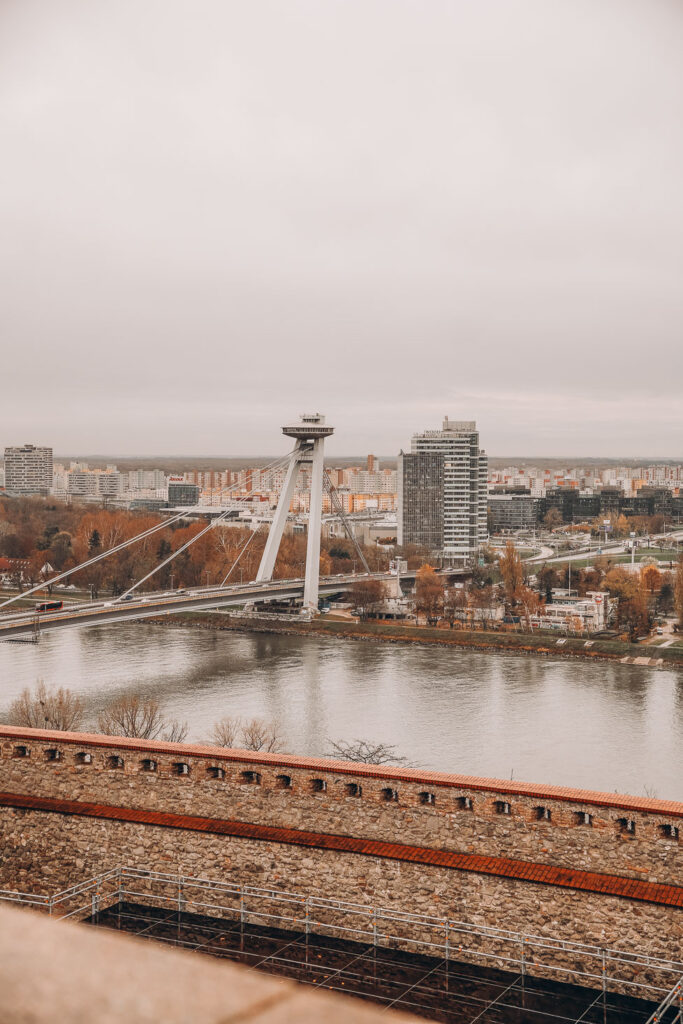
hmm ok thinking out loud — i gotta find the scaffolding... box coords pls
[2,866,681,1023]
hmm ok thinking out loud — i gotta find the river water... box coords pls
[0,623,681,800]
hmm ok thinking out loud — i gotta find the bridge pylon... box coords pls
[256,414,334,613]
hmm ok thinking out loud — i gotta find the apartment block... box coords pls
[3,444,53,496]
[398,418,488,564]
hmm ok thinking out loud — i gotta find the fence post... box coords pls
[304,897,310,937]
[239,886,245,926]
[372,910,378,947]
[445,922,450,962]
[521,936,526,979]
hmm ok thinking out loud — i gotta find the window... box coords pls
[457,796,473,811]
[495,801,511,815]
[617,817,636,836]
[275,774,292,789]
[13,746,29,759]
[382,787,399,803]
[108,755,124,770]
[660,824,680,841]
[45,748,61,762]
[310,778,327,793]
[535,806,551,821]
[241,771,261,785]
[345,782,362,798]
[419,791,435,805]
[575,811,593,827]
[76,752,92,765]
[207,766,225,780]
[173,762,190,776]
[140,758,157,773]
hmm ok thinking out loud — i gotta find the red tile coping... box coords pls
[1,725,682,818]
[1,791,682,909]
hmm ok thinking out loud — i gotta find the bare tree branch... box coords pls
[6,680,84,732]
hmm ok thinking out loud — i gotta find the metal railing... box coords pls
[2,864,681,1008]
[645,976,682,1024]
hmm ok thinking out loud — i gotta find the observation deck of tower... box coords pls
[281,413,334,441]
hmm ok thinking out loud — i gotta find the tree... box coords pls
[415,564,444,623]
[640,564,662,595]
[6,681,84,731]
[604,567,650,639]
[326,739,410,765]
[537,565,557,602]
[240,718,283,752]
[348,578,384,621]
[443,586,468,628]
[498,542,524,608]
[543,508,563,531]
[675,558,683,629]
[211,716,282,752]
[97,694,187,741]
[88,529,101,552]
[515,585,544,630]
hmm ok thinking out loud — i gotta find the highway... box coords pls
[0,569,463,641]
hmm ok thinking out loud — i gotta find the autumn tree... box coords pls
[640,564,662,596]
[604,567,650,639]
[498,542,524,608]
[543,508,563,531]
[675,558,683,629]
[415,564,444,623]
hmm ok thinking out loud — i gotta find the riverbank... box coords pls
[146,612,683,667]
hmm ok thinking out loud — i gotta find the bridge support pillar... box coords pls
[303,436,325,611]
[256,415,334,615]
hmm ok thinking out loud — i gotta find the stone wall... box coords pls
[1,725,681,980]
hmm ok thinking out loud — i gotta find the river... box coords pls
[0,622,681,799]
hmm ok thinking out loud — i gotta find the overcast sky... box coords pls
[1,0,681,459]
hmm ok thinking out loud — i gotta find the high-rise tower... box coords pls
[398,418,487,565]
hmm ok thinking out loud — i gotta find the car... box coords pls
[656,628,664,635]
[120,595,134,602]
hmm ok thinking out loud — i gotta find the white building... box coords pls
[398,418,488,565]
[4,444,53,496]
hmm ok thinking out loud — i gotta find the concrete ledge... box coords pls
[0,903,419,1023]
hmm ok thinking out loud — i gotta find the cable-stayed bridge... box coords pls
[0,570,425,641]
[0,415,464,641]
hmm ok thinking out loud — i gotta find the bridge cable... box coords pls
[220,525,264,587]
[323,471,371,573]
[115,450,298,600]
[0,451,295,612]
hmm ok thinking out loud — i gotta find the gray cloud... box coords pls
[1,0,681,457]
